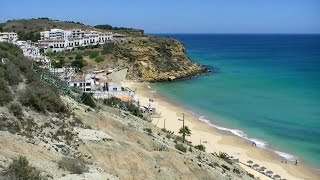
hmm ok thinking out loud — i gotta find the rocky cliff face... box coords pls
[109,36,209,82]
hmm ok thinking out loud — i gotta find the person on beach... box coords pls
[295,160,298,165]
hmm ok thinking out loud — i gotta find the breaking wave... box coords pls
[198,116,296,160]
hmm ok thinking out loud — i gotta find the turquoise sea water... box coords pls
[153,34,320,168]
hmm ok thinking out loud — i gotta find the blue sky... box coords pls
[0,0,319,33]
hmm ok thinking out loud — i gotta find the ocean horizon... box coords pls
[153,34,320,168]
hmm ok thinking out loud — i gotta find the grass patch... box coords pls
[194,144,206,152]
[2,156,42,180]
[94,55,104,63]
[0,78,13,106]
[89,51,99,59]
[58,157,88,174]
[8,101,23,118]
[175,143,187,153]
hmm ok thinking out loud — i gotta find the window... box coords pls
[79,83,82,87]
[113,87,117,91]
[86,82,91,86]
[73,83,77,87]
[86,88,91,92]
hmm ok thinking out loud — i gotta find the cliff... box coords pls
[109,36,209,82]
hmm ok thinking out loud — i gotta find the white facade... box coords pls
[0,32,18,42]
[68,74,93,92]
[16,40,41,60]
[107,82,122,92]
[39,29,114,52]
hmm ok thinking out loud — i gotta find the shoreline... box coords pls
[122,80,319,180]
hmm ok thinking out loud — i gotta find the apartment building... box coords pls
[38,29,114,52]
[0,32,18,42]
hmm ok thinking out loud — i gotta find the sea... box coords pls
[152,34,320,168]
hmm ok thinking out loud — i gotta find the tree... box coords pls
[71,59,85,69]
[178,126,191,143]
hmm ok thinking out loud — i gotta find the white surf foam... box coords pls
[150,90,157,93]
[199,116,267,148]
[198,116,297,160]
[274,151,295,161]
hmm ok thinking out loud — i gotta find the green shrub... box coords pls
[94,55,104,63]
[5,62,22,86]
[19,82,67,113]
[143,128,152,135]
[233,168,240,174]
[175,143,187,153]
[75,54,83,60]
[214,151,229,161]
[174,136,183,142]
[102,43,115,54]
[9,102,23,117]
[2,156,42,180]
[0,78,13,105]
[194,144,206,152]
[221,164,230,171]
[71,59,85,69]
[58,157,88,174]
[89,51,99,59]
[103,97,143,118]
[81,93,96,108]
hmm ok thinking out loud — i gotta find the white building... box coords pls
[68,74,92,92]
[16,40,41,60]
[0,32,18,43]
[38,29,114,53]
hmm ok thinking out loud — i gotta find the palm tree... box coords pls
[178,126,191,143]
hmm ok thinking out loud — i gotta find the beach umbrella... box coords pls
[273,174,281,180]
[247,160,253,164]
[266,170,273,176]
[259,166,266,172]
[252,164,259,168]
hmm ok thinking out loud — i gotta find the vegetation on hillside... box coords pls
[1,156,43,180]
[0,42,68,114]
[104,97,144,118]
[178,126,191,143]
[94,24,144,35]
[1,18,92,41]
[58,157,88,174]
[1,18,144,41]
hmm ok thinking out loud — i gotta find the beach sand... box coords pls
[122,81,319,180]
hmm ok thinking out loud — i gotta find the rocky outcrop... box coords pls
[110,36,210,82]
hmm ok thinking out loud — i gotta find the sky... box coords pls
[0,0,319,34]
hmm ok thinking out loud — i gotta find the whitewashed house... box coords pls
[0,32,18,42]
[68,74,93,92]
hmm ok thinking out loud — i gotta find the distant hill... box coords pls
[94,24,144,35]
[0,18,208,82]
[0,18,93,41]
[0,18,143,41]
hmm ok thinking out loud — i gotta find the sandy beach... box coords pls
[123,81,319,180]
